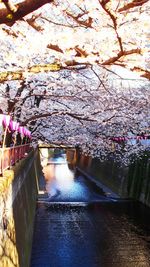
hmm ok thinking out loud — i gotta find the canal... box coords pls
[30,154,150,267]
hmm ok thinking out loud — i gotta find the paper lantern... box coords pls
[3,115,11,128]
[26,130,29,137]
[22,127,27,136]
[15,122,20,131]
[28,131,32,139]
[18,126,24,135]
[9,121,19,132]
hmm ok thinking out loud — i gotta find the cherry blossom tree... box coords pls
[0,0,150,163]
[0,66,150,163]
[0,0,149,79]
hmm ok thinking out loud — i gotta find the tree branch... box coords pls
[65,11,93,28]
[118,0,149,12]
[0,0,54,25]
[0,48,148,83]
[99,0,123,52]
[47,44,63,53]
[131,67,150,79]
[23,111,96,125]
[26,14,44,31]
[41,16,81,28]
[101,48,141,65]
[1,0,18,13]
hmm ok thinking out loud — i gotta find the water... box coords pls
[30,158,150,267]
[41,157,107,203]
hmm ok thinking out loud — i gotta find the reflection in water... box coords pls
[43,156,74,198]
[43,157,107,202]
[31,153,150,267]
[31,202,150,267]
[55,161,74,191]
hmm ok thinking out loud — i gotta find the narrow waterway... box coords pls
[30,157,150,267]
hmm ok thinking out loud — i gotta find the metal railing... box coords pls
[0,144,31,175]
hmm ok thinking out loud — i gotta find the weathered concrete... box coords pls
[0,148,42,267]
[77,153,150,207]
[127,152,150,206]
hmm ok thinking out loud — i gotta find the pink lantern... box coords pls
[15,122,20,132]
[28,131,32,139]
[18,126,24,135]
[25,128,30,137]
[3,115,11,128]
[23,127,27,136]
[9,121,19,132]
[26,130,30,137]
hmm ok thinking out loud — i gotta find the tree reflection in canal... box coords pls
[43,155,74,199]
[42,153,107,203]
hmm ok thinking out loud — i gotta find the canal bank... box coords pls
[1,146,149,267]
[77,151,150,207]
[0,148,42,267]
[30,151,150,267]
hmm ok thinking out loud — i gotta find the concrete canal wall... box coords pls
[127,152,150,206]
[77,152,150,206]
[0,148,42,267]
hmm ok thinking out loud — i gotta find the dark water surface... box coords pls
[30,169,150,267]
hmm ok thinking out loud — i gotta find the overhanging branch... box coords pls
[101,48,141,65]
[0,48,148,83]
[23,111,96,125]
[118,0,149,12]
[0,0,54,25]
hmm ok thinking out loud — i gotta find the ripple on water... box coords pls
[30,201,150,267]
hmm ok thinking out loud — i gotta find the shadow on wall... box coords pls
[77,154,128,197]
[77,152,150,206]
[127,152,150,206]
